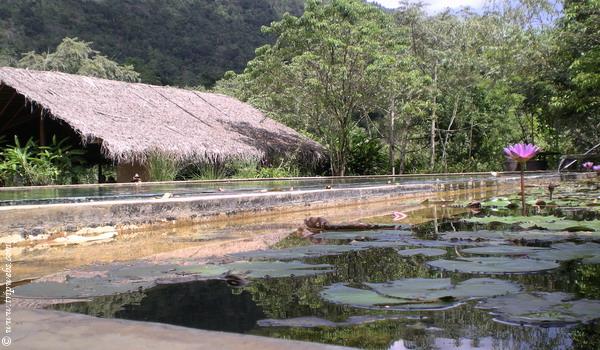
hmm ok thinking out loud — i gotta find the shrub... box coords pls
[146,152,180,181]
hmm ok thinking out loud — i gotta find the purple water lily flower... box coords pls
[583,162,594,170]
[504,143,540,216]
[594,165,600,172]
[504,143,540,163]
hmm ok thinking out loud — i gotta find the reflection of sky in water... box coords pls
[390,327,573,350]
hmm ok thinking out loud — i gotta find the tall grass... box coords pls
[146,152,180,181]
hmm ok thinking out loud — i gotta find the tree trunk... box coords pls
[398,119,409,174]
[388,99,396,175]
[430,65,438,171]
[441,96,460,170]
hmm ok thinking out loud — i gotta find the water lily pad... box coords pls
[15,262,177,299]
[320,278,521,310]
[466,216,600,232]
[320,283,411,308]
[460,245,550,256]
[179,261,334,278]
[480,197,515,208]
[366,278,521,301]
[257,314,416,328]
[530,242,600,263]
[351,238,482,249]
[396,248,447,257]
[441,230,581,243]
[229,244,364,260]
[174,264,230,277]
[427,257,559,274]
[14,277,151,299]
[477,292,600,326]
[312,230,413,241]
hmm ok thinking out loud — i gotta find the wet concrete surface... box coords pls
[9,306,355,350]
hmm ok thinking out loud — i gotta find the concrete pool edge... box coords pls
[0,172,573,237]
[9,306,356,350]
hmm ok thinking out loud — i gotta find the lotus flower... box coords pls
[504,143,540,163]
[504,143,540,216]
[583,162,594,170]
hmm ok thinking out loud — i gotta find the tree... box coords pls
[237,0,397,175]
[550,0,600,151]
[16,37,140,82]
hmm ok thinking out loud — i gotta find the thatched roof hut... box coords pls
[0,67,325,166]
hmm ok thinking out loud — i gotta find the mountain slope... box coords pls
[0,0,304,86]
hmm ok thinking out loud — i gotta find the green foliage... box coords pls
[548,0,600,151]
[346,128,388,176]
[0,136,85,186]
[237,0,400,175]
[256,158,300,178]
[0,0,304,86]
[16,37,140,82]
[146,152,180,182]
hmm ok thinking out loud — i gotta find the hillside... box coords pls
[0,0,304,86]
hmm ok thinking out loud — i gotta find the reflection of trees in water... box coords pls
[244,248,596,349]
[49,220,600,349]
[250,302,574,349]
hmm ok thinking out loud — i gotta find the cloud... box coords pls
[370,0,486,13]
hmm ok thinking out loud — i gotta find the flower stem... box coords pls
[520,165,526,216]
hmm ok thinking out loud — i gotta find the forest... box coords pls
[0,0,304,86]
[0,0,599,181]
[220,0,599,175]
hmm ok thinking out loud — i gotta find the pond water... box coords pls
[49,180,600,349]
[0,172,540,206]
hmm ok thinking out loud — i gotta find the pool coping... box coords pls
[0,172,567,237]
[9,306,356,350]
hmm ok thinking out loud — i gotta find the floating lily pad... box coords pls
[480,197,515,208]
[320,278,521,311]
[257,314,416,328]
[460,245,550,256]
[466,216,600,232]
[229,244,364,261]
[441,230,582,243]
[351,238,481,249]
[366,278,521,301]
[179,261,334,278]
[320,283,413,309]
[396,248,447,257]
[15,262,177,299]
[14,277,151,299]
[530,242,600,263]
[427,257,559,274]
[477,292,600,326]
[174,264,230,277]
[312,230,412,241]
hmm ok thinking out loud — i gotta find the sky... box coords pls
[369,0,487,13]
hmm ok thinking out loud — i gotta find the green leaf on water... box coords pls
[427,257,559,274]
[477,292,600,325]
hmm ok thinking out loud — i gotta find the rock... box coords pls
[30,226,47,236]
[64,224,78,232]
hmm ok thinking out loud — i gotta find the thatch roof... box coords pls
[0,67,325,163]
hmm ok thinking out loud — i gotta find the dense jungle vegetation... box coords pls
[1,0,599,181]
[0,0,304,86]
